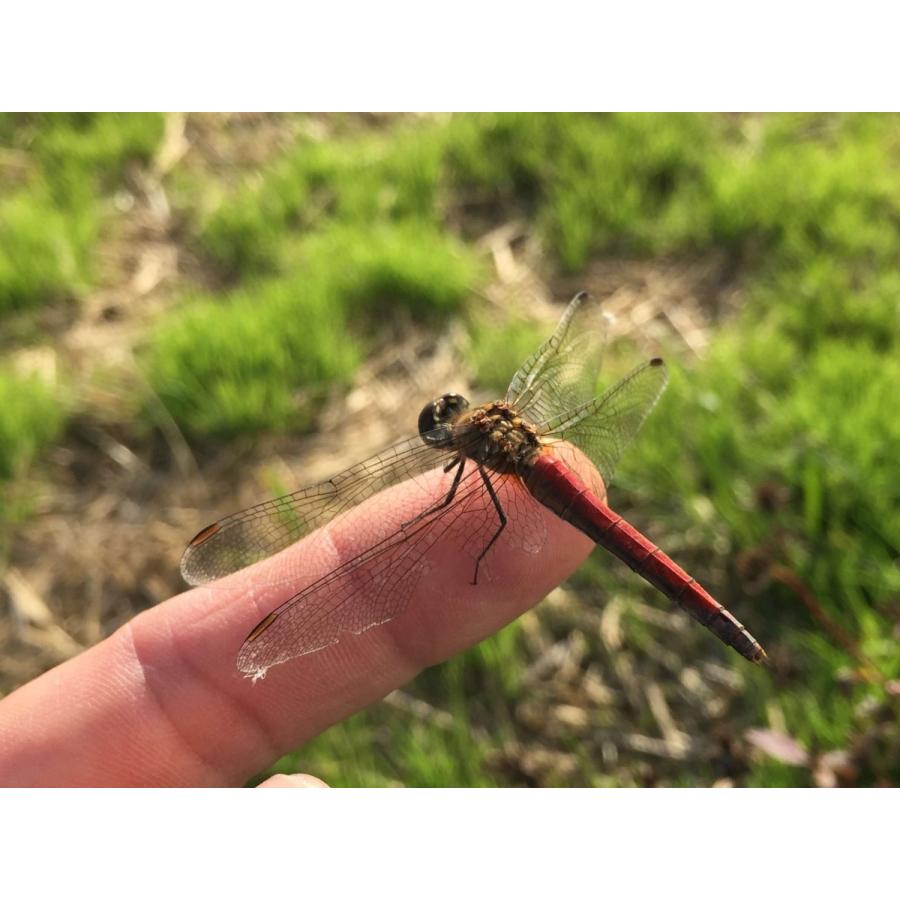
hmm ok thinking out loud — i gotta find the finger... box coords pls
[0,450,599,786]
[257,773,329,788]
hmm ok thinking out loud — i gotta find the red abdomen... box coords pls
[524,454,765,663]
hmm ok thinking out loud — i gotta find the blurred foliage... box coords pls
[447,112,721,267]
[0,113,164,518]
[0,187,95,314]
[200,123,445,275]
[0,112,164,314]
[144,269,359,437]
[144,223,480,437]
[0,368,63,482]
[0,366,64,558]
[466,311,546,396]
[2,112,899,785]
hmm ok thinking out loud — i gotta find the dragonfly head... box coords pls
[418,392,470,446]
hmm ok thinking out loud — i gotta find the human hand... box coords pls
[0,462,596,786]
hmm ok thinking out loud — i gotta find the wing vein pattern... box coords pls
[181,433,462,586]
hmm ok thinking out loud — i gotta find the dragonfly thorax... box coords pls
[453,401,543,474]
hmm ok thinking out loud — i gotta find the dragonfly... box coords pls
[181,292,765,680]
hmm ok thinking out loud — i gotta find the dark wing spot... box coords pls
[245,611,281,644]
[188,521,221,547]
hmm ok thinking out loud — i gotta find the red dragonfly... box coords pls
[182,292,765,679]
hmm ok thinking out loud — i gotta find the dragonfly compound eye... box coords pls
[418,392,469,445]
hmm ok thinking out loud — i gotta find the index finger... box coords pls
[0,455,598,787]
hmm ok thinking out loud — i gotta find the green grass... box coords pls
[0,113,165,209]
[0,113,165,315]
[144,118,487,439]
[197,122,445,275]
[197,112,729,276]
[259,702,499,788]
[259,623,525,787]
[176,113,900,292]
[143,222,481,438]
[619,335,900,750]
[446,112,724,268]
[446,112,900,271]
[0,113,163,535]
[466,311,546,396]
[0,187,96,313]
[0,369,63,482]
[0,367,64,542]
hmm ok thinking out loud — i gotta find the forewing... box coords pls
[542,359,668,487]
[181,433,460,586]
[505,291,608,427]
[236,465,497,677]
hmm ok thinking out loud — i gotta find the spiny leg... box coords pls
[472,465,507,585]
[400,455,464,531]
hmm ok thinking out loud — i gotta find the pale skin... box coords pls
[0,453,599,787]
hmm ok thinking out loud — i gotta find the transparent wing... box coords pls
[505,291,608,427]
[181,433,462,586]
[236,463,541,678]
[542,359,669,486]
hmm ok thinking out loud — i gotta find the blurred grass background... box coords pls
[1,112,898,786]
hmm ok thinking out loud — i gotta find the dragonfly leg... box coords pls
[400,455,464,531]
[472,465,507,585]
